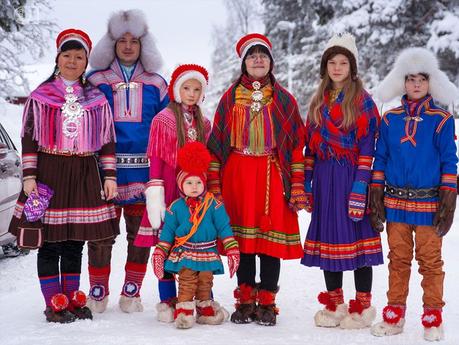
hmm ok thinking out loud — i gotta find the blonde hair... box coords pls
[308,65,364,130]
[168,101,206,147]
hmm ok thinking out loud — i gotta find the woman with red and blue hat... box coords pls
[8,28,118,323]
[207,33,306,326]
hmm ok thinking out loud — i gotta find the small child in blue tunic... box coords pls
[152,142,240,329]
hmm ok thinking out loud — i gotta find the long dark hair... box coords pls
[41,40,89,86]
[168,101,206,147]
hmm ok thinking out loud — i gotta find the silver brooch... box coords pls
[61,86,84,138]
[250,81,263,112]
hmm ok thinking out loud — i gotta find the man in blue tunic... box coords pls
[86,9,169,313]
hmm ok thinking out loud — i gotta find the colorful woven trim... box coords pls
[303,237,382,260]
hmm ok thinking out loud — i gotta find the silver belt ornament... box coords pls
[61,86,84,138]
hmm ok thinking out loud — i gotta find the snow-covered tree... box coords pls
[205,0,263,118]
[262,0,459,115]
[0,0,56,100]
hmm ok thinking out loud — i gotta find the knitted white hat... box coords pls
[89,9,163,73]
[375,47,459,104]
[320,33,359,79]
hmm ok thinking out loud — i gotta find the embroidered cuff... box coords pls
[371,170,385,187]
[99,155,116,178]
[146,179,164,188]
[156,241,171,255]
[440,173,457,189]
[222,236,238,251]
[22,153,38,177]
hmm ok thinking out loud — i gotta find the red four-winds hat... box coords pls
[168,64,209,105]
[236,33,272,59]
[56,28,92,55]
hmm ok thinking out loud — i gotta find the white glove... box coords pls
[145,181,165,229]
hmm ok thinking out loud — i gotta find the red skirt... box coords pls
[222,151,302,259]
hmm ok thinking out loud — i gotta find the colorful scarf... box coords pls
[207,74,304,200]
[306,89,380,163]
[146,107,211,168]
[21,77,115,152]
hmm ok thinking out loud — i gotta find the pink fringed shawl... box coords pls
[146,107,211,168]
[21,77,115,152]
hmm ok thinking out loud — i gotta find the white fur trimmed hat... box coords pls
[169,64,209,105]
[89,9,163,73]
[375,47,459,104]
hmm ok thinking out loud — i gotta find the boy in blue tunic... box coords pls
[370,47,458,342]
[152,142,240,329]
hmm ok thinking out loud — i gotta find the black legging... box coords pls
[236,253,280,292]
[37,240,85,277]
[323,266,373,292]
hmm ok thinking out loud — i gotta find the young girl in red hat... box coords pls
[134,64,212,322]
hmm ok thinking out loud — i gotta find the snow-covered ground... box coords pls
[1,103,459,345]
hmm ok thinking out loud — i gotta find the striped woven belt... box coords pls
[180,240,217,250]
[385,185,439,199]
[116,153,149,168]
[39,148,94,157]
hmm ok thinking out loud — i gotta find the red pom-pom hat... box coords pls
[236,33,272,59]
[169,64,209,105]
[176,142,211,193]
[56,28,92,55]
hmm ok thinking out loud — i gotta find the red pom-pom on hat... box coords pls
[168,64,209,105]
[236,33,272,59]
[56,28,92,55]
[176,142,211,192]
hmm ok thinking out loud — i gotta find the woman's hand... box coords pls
[23,179,38,196]
[104,179,117,201]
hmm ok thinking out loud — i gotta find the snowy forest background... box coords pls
[1,0,459,116]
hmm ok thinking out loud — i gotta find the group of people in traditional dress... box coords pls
[8,8,458,342]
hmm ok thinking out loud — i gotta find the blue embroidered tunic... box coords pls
[372,95,458,225]
[87,59,169,205]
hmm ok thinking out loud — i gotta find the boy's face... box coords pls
[182,176,205,197]
[405,74,429,100]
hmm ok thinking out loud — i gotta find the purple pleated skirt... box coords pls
[301,158,383,272]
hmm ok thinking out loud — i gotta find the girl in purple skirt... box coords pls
[301,33,383,329]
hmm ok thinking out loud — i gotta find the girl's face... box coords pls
[179,79,202,106]
[182,176,205,197]
[244,51,271,79]
[57,48,87,81]
[405,74,429,100]
[327,53,350,88]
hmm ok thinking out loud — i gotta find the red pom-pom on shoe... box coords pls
[422,309,442,328]
[197,305,215,317]
[348,299,364,314]
[50,293,69,312]
[70,290,87,308]
[317,291,336,312]
[258,290,275,306]
[382,305,404,324]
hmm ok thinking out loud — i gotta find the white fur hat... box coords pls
[89,9,163,73]
[375,47,459,104]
